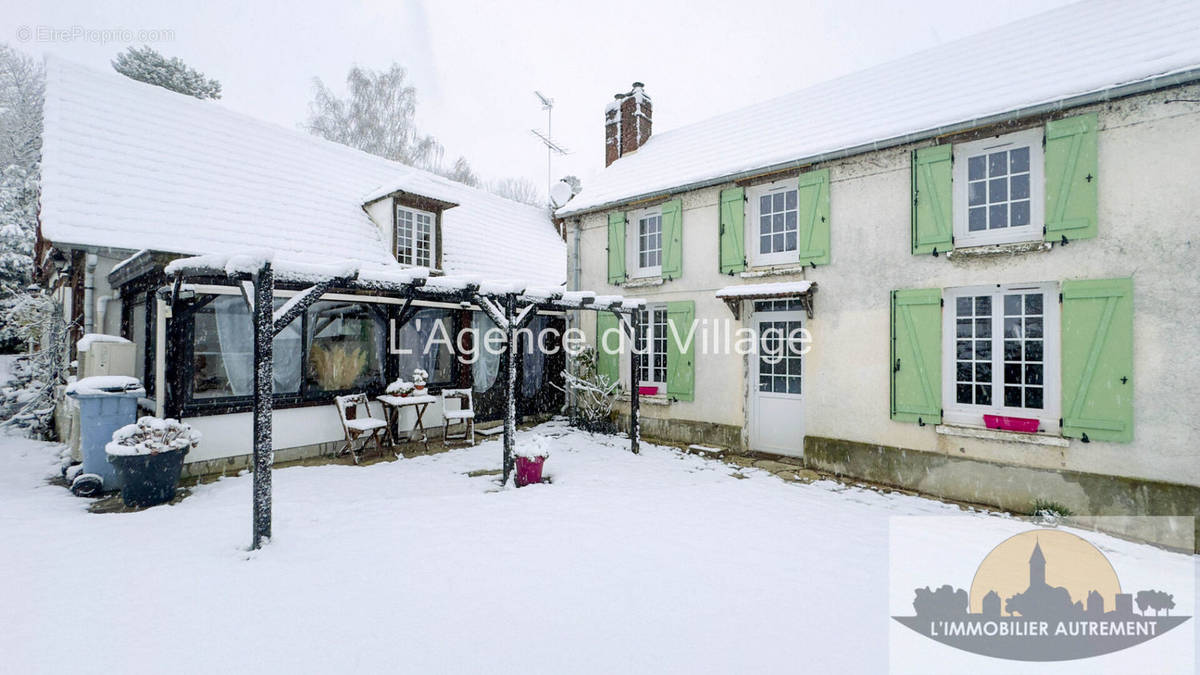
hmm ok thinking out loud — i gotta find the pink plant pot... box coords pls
[984,414,1040,433]
[515,456,546,487]
[638,386,659,396]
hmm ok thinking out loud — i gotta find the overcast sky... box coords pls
[3,0,1075,202]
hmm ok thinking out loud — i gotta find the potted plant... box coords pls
[386,378,415,397]
[514,434,551,487]
[412,368,429,394]
[104,417,201,508]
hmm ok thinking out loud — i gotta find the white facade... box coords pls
[568,86,1200,489]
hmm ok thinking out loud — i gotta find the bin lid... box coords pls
[65,375,145,397]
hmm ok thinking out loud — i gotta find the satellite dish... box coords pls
[549,180,574,208]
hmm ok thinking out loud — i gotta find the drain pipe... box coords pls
[155,296,169,418]
[82,254,98,334]
[96,295,113,335]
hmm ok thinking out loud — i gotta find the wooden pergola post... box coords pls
[628,308,640,455]
[502,293,517,484]
[250,262,274,549]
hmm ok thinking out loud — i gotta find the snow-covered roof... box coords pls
[40,57,565,287]
[559,0,1200,217]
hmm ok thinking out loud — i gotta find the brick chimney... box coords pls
[604,82,652,167]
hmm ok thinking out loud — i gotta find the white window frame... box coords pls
[636,304,668,386]
[941,282,1060,432]
[746,179,800,267]
[952,128,1044,248]
[396,204,436,268]
[627,206,663,279]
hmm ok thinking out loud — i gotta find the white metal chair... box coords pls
[334,394,389,464]
[441,388,475,446]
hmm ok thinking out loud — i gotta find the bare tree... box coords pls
[489,177,542,206]
[306,64,444,170]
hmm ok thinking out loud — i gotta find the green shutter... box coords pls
[718,187,746,274]
[796,168,831,266]
[660,198,683,279]
[1045,113,1098,241]
[666,300,695,401]
[890,288,942,424]
[607,211,626,284]
[596,312,620,385]
[911,145,953,256]
[1061,278,1132,442]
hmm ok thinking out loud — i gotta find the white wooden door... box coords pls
[749,303,806,456]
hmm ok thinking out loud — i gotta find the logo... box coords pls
[892,527,1191,662]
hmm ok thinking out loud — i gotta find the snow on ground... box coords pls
[0,421,1194,674]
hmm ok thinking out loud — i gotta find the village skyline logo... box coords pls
[892,529,1190,662]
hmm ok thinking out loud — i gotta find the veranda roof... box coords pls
[715,281,816,319]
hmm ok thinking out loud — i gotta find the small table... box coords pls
[377,394,437,450]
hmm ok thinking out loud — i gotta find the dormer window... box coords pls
[396,205,435,267]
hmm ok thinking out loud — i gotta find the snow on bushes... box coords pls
[105,417,201,457]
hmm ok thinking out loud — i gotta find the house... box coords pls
[558,0,1200,535]
[37,58,568,476]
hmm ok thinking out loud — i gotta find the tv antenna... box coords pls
[531,90,570,206]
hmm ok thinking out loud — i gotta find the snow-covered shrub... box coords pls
[0,294,71,438]
[557,347,621,433]
[105,417,201,457]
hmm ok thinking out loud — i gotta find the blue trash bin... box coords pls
[66,377,146,491]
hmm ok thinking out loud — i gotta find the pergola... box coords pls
[164,253,645,550]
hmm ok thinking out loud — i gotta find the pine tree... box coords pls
[112,46,222,100]
[0,45,43,352]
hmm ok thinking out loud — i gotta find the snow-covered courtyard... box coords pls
[1,422,1194,674]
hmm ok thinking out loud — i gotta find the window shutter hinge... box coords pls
[918,417,926,427]
[1081,432,1090,443]
[1059,418,1063,427]
[939,298,944,307]
[1058,292,1063,303]
[940,408,943,417]
[1060,235,1069,246]
[1042,225,1047,235]
[932,248,939,257]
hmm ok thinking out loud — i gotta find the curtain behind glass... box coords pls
[473,312,501,392]
[521,315,547,397]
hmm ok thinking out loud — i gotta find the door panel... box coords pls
[750,306,806,456]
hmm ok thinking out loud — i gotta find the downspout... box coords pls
[96,296,113,335]
[82,254,97,334]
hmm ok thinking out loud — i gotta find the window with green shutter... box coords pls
[660,199,683,279]
[890,288,942,424]
[595,312,621,386]
[1061,277,1132,442]
[607,211,626,284]
[1044,113,1098,242]
[796,168,830,266]
[911,145,953,256]
[718,187,746,274]
[666,300,695,401]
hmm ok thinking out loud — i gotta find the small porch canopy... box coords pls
[715,281,817,319]
[163,251,647,549]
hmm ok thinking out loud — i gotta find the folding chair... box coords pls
[441,388,475,446]
[334,394,389,464]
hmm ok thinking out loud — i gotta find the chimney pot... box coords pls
[604,82,652,167]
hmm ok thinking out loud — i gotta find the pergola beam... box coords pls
[163,253,648,546]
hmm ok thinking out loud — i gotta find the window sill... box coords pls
[619,392,672,406]
[622,276,664,289]
[740,263,808,279]
[935,424,1069,447]
[946,240,1051,260]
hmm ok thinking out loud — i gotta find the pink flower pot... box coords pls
[984,414,1040,433]
[638,386,658,396]
[515,456,546,487]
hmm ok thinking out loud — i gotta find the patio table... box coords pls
[377,394,437,450]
